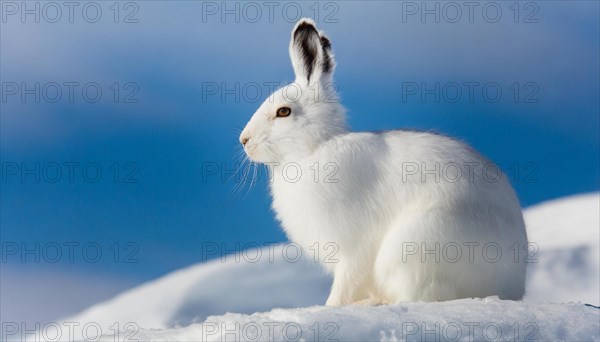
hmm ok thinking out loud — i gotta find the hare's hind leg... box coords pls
[373,212,464,303]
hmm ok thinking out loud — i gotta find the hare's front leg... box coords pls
[325,262,370,306]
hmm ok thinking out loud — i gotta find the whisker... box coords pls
[230,155,248,197]
[228,155,245,184]
[235,157,253,197]
[244,162,258,197]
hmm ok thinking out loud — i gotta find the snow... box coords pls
[58,244,331,329]
[524,193,600,305]
[12,193,599,341]
[114,300,599,342]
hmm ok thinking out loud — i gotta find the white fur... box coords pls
[240,18,527,305]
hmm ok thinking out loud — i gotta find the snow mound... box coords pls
[111,299,599,342]
[15,193,598,341]
[525,192,599,305]
[63,245,331,329]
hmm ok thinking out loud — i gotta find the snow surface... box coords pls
[16,193,600,341]
[523,193,600,305]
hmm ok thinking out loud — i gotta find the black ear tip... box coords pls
[293,18,318,38]
[320,35,331,50]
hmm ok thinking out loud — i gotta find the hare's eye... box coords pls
[276,107,291,117]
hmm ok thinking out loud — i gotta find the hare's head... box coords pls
[240,18,347,163]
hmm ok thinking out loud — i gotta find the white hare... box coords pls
[240,18,527,305]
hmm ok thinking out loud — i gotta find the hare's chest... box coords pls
[270,169,344,248]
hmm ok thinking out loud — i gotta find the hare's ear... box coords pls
[289,18,335,87]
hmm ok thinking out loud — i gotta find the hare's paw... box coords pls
[352,298,387,306]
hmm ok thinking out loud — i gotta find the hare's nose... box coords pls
[240,136,250,146]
